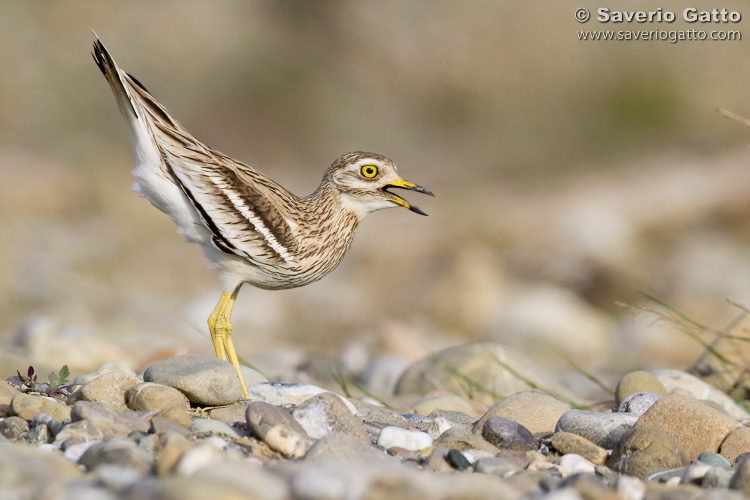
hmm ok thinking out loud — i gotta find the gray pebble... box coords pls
[556,409,637,449]
[189,418,240,439]
[481,416,537,451]
[25,423,48,444]
[617,391,662,416]
[303,432,397,465]
[730,456,750,495]
[292,392,368,441]
[699,451,732,469]
[143,354,242,406]
[246,401,313,458]
[70,401,149,438]
[78,437,152,474]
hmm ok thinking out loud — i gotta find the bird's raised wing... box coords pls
[93,36,300,267]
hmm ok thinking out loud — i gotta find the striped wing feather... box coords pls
[120,65,301,267]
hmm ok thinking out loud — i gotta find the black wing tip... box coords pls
[91,34,111,76]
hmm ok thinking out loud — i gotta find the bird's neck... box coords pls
[297,183,361,259]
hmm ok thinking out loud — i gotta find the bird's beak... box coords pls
[380,177,435,216]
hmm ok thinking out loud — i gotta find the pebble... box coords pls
[608,427,690,478]
[206,401,249,423]
[422,446,454,473]
[633,394,739,461]
[0,381,20,407]
[617,391,662,416]
[698,451,731,468]
[156,408,193,430]
[651,369,750,420]
[185,461,288,500]
[556,409,638,449]
[303,432,397,465]
[433,425,502,454]
[188,418,240,439]
[63,441,99,462]
[11,392,71,422]
[71,371,141,411]
[428,408,477,427]
[614,371,667,406]
[377,426,433,452]
[125,382,190,413]
[474,390,571,436]
[394,342,574,406]
[246,382,326,406]
[616,475,647,500]
[25,423,49,444]
[292,391,368,441]
[446,449,471,470]
[246,401,313,458]
[175,438,245,476]
[474,456,520,477]
[0,416,29,440]
[79,437,153,474]
[0,441,83,498]
[154,431,191,476]
[427,416,455,439]
[550,432,608,465]
[555,454,596,477]
[54,419,105,447]
[70,401,150,438]
[481,416,537,451]
[730,456,750,495]
[143,354,242,406]
[719,426,750,463]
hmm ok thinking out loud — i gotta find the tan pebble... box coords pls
[720,426,750,463]
[474,390,570,436]
[155,432,191,476]
[126,382,190,412]
[615,371,667,406]
[634,394,739,461]
[159,407,193,428]
[16,408,40,422]
[550,431,608,465]
[79,371,141,411]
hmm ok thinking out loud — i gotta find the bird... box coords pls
[91,35,433,398]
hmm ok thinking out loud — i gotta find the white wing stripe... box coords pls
[207,175,294,264]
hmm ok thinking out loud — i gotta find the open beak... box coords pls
[380,177,435,216]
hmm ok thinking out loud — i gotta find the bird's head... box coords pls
[326,151,434,218]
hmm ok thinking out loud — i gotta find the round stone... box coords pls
[614,371,667,406]
[143,354,242,406]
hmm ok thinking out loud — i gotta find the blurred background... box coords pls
[1,1,750,396]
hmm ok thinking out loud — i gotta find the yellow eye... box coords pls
[360,165,379,179]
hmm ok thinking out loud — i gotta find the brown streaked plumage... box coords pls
[92,35,433,397]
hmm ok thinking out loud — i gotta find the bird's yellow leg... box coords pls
[207,286,249,398]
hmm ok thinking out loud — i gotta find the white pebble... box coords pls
[617,475,646,500]
[63,442,97,462]
[247,383,357,413]
[555,454,596,477]
[377,426,433,451]
[428,417,454,439]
